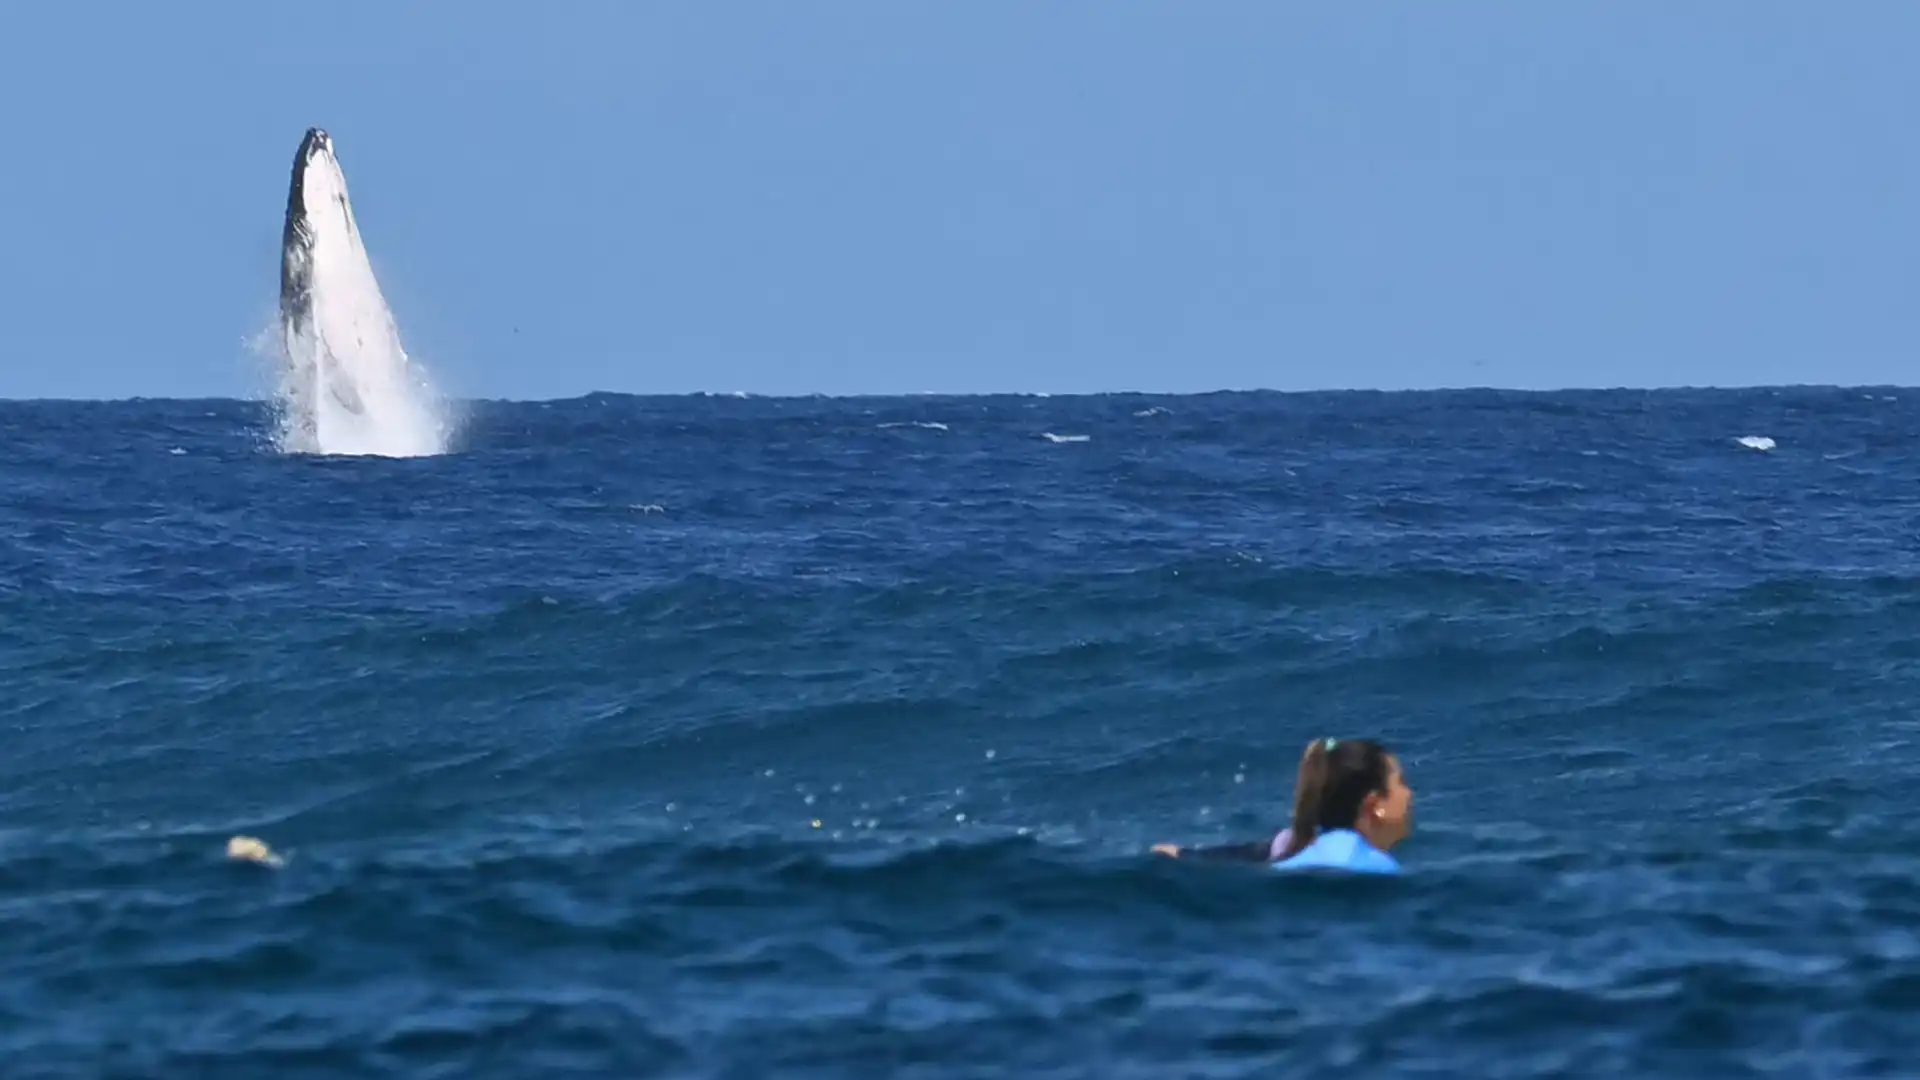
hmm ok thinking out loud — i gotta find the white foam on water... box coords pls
[1042,432,1090,443]
[1735,435,1776,452]
[274,135,452,458]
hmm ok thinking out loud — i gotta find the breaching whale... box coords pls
[275,127,446,457]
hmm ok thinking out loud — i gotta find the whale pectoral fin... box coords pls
[322,364,366,414]
[329,379,366,414]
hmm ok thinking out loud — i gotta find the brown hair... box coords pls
[1277,737,1394,859]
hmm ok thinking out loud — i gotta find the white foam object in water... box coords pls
[226,835,284,867]
[1736,436,1776,451]
[276,128,449,457]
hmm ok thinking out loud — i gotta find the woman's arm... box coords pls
[1150,839,1275,862]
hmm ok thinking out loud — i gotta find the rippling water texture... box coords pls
[3,389,1918,1077]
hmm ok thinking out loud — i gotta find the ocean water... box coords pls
[2,388,1917,1078]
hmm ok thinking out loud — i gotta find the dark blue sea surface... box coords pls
[3,388,1918,1078]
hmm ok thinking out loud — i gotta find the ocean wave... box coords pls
[5,827,1917,1074]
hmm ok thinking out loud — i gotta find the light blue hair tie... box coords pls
[1323,737,1337,751]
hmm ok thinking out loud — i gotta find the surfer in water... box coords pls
[1152,736,1413,874]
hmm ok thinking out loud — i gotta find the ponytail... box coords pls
[1277,736,1392,859]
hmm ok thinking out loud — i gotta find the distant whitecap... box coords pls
[1736,436,1776,451]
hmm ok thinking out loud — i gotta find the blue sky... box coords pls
[2,3,1915,400]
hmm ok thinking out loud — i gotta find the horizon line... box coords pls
[0,380,1913,405]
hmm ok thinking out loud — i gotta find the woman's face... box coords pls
[1365,754,1414,849]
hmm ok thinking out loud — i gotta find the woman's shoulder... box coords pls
[1271,829,1400,875]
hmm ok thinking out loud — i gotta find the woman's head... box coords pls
[1279,737,1413,858]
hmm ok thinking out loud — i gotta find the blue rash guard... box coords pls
[1271,828,1400,875]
